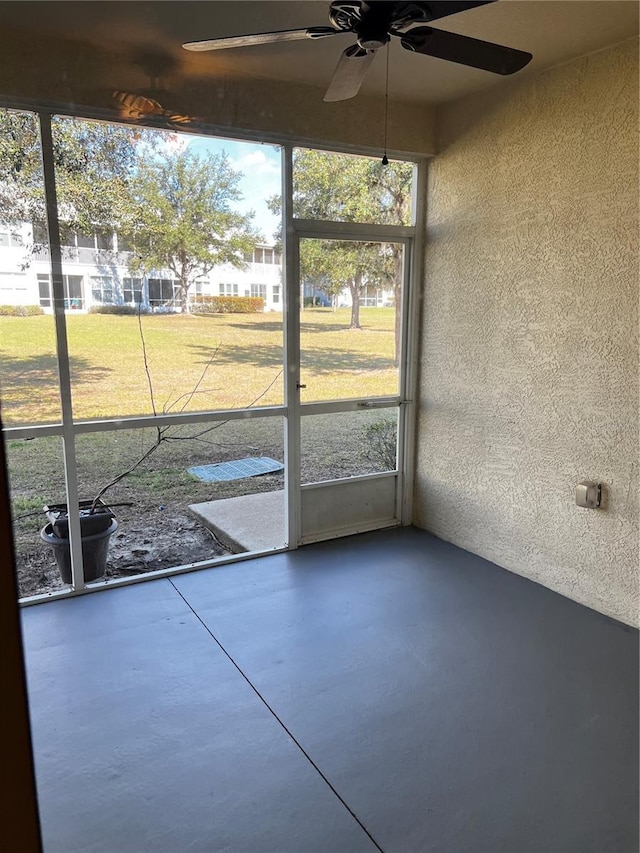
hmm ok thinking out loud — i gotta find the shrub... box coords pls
[89,305,146,315]
[191,296,265,314]
[363,417,397,471]
[304,296,322,307]
[0,304,44,316]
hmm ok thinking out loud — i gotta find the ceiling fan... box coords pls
[182,1,532,102]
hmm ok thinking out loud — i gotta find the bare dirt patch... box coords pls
[9,410,395,598]
[16,505,232,598]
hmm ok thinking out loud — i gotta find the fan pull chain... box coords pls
[382,42,390,166]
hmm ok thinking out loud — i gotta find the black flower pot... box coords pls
[40,506,118,583]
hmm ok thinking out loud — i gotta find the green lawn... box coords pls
[0,307,398,424]
[2,308,400,595]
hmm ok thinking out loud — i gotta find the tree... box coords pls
[267,149,413,359]
[125,148,261,313]
[299,237,394,329]
[0,110,145,240]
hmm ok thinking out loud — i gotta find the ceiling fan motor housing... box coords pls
[329,1,433,50]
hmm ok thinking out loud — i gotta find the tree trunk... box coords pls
[180,281,189,314]
[349,276,361,329]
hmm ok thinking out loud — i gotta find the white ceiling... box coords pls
[1,1,638,105]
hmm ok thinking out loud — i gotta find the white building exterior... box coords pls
[0,223,283,312]
[0,223,395,313]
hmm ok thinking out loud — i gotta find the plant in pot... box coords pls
[38,425,172,586]
[38,309,196,585]
[40,499,119,584]
[38,311,283,586]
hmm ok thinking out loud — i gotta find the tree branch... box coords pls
[138,305,157,417]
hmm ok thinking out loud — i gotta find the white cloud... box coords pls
[231,148,281,185]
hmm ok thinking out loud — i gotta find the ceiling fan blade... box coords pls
[421,1,497,23]
[400,27,532,74]
[183,26,338,52]
[323,45,376,102]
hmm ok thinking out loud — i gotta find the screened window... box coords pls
[76,231,94,249]
[117,234,133,252]
[148,278,178,307]
[96,230,114,250]
[37,273,51,307]
[292,148,414,226]
[32,222,48,244]
[37,274,84,309]
[64,275,84,309]
[254,247,275,264]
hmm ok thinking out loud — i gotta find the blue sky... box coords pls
[183,134,282,243]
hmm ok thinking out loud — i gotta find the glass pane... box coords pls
[6,436,67,597]
[299,239,404,402]
[63,309,284,419]
[0,110,60,426]
[292,148,414,225]
[47,116,283,418]
[73,417,285,579]
[301,408,398,484]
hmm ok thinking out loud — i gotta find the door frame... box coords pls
[281,144,423,547]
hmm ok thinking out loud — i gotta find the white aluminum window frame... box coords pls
[0,106,426,605]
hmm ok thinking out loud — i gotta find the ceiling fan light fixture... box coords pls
[357,29,390,50]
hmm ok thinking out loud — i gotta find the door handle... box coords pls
[296,383,307,390]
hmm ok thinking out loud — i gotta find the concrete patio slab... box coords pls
[189,489,286,553]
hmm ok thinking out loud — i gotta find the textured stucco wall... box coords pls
[415,39,639,626]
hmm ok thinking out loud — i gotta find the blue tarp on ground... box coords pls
[188,457,284,483]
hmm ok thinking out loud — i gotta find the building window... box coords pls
[253,247,275,265]
[0,228,24,248]
[38,273,51,308]
[250,283,267,300]
[191,280,210,303]
[359,287,384,307]
[64,275,84,309]
[37,274,52,308]
[32,222,48,244]
[38,274,84,309]
[272,285,280,304]
[96,230,114,250]
[219,283,239,297]
[242,247,278,265]
[148,278,179,307]
[76,231,95,249]
[90,276,115,304]
[123,277,143,304]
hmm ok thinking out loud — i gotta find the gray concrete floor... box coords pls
[22,527,639,853]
